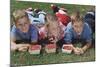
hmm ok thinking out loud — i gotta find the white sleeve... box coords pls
[11,25,16,41]
[39,14,45,24]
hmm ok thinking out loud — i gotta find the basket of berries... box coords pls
[45,44,56,53]
[62,44,73,54]
[29,45,41,54]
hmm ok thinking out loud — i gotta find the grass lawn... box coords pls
[10,0,95,66]
[10,0,95,17]
[11,48,95,66]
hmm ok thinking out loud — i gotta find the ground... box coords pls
[10,0,95,66]
[11,48,95,66]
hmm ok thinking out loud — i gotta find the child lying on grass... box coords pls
[50,4,60,14]
[11,9,38,52]
[50,4,71,31]
[55,8,71,31]
[26,8,46,27]
[64,11,92,55]
[84,10,95,33]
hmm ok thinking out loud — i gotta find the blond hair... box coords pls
[12,9,28,23]
[71,11,83,24]
[45,14,57,22]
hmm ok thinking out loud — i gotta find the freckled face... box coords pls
[16,17,30,33]
[72,21,83,35]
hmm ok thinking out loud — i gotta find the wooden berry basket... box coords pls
[29,45,41,54]
[62,44,73,54]
[45,44,56,53]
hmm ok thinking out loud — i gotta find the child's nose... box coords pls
[77,28,80,33]
[22,25,26,30]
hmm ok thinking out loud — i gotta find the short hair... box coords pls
[45,14,58,22]
[71,11,83,24]
[34,8,42,13]
[12,9,29,23]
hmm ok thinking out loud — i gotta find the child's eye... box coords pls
[19,24,23,26]
[74,25,78,28]
[25,22,28,25]
[25,23,27,25]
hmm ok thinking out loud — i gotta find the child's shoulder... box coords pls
[30,24,38,30]
[66,22,72,28]
[83,23,92,33]
[11,25,17,31]
[65,22,73,32]
[84,22,90,28]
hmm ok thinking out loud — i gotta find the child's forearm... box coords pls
[11,41,16,45]
[11,41,30,49]
[11,41,18,51]
[82,43,91,52]
[15,44,30,51]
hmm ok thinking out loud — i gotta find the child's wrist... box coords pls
[81,47,86,52]
[11,44,18,51]
[72,46,76,50]
[82,44,90,52]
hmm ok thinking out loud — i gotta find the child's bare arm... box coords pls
[73,42,91,55]
[82,42,91,52]
[11,37,18,51]
[74,42,91,55]
[11,37,30,52]
[11,41,30,51]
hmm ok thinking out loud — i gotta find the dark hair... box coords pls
[34,8,42,13]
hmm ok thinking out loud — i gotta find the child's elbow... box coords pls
[86,41,92,48]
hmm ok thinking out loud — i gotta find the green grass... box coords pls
[10,0,95,24]
[11,48,95,66]
[10,0,95,15]
[10,0,95,66]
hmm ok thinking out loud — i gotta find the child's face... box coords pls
[16,17,30,33]
[72,21,83,35]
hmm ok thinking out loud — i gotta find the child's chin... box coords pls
[77,32,81,35]
[22,30,28,33]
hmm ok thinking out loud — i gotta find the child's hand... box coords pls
[18,46,28,52]
[17,44,30,52]
[79,48,84,54]
[73,47,80,55]
[73,47,84,55]
[49,37,55,43]
[11,44,18,51]
[49,37,54,41]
